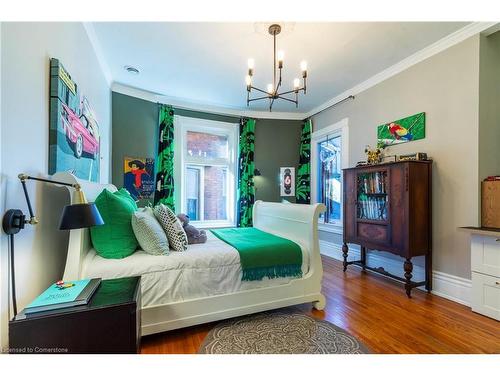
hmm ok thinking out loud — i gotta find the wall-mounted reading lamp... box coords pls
[2,174,104,317]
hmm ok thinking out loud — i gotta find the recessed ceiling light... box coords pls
[124,65,140,75]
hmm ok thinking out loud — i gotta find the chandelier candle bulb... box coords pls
[293,78,300,92]
[247,58,255,76]
[277,50,284,68]
[267,83,274,95]
[245,76,252,92]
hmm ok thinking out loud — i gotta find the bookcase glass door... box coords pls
[356,170,388,221]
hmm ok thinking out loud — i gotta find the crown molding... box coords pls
[112,83,307,120]
[83,22,113,87]
[305,22,498,119]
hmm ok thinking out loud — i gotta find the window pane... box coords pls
[317,136,342,223]
[202,166,227,221]
[186,131,228,159]
[186,167,200,221]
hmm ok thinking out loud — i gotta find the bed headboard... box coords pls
[53,172,117,280]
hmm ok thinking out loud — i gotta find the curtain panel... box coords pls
[296,119,312,204]
[237,118,256,227]
[153,104,176,211]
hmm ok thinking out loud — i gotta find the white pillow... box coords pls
[131,207,169,255]
[153,204,188,252]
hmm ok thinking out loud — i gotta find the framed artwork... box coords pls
[280,167,295,197]
[49,58,100,181]
[377,112,425,148]
[123,157,155,200]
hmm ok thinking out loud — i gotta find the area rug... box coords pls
[198,311,370,354]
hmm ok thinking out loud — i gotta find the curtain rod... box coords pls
[306,95,355,120]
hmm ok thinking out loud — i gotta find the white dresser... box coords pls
[462,227,500,321]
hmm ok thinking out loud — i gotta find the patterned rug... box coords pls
[198,311,370,354]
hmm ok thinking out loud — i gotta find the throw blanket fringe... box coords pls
[243,264,303,281]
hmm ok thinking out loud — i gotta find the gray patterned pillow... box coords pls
[131,207,169,256]
[153,204,188,252]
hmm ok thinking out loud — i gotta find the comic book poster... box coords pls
[123,157,155,200]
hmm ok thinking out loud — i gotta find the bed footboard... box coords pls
[252,201,326,286]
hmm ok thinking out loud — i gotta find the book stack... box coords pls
[358,172,388,220]
[17,278,101,319]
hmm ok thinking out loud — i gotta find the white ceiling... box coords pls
[92,22,469,114]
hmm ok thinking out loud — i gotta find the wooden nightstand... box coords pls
[9,276,141,354]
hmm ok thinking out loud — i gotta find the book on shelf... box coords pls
[23,278,101,316]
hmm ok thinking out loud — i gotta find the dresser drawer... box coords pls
[471,272,500,321]
[471,235,500,277]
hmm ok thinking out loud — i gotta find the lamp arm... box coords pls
[17,174,81,225]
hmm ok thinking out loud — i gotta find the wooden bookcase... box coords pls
[342,160,433,297]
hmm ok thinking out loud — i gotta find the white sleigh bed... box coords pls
[55,172,326,336]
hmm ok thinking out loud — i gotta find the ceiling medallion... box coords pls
[245,24,308,112]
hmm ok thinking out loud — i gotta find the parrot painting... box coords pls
[388,122,413,141]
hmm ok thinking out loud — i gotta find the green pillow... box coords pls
[115,188,138,210]
[90,189,138,259]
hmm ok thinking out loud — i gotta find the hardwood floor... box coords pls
[141,256,500,354]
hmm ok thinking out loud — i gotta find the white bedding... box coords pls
[82,231,309,308]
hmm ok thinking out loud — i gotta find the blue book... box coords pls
[24,278,101,314]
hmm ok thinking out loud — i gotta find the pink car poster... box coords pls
[49,58,100,182]
[123,157,155,201]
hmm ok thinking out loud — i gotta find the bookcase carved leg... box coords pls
[404,258,413,298]
[361,246,367,271]
[342,243,349,272]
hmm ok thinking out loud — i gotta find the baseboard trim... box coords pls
[319,240,471,307]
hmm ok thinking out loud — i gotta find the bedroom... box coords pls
[0,0,499,371]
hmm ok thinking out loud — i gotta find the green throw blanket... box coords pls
[210,227,302,281]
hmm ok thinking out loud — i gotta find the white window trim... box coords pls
[174,115,239,228]
[311,118,349,233]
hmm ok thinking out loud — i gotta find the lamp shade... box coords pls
[59,202,104,230]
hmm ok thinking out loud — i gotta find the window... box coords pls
[311,119,349,232]
[317,136,342,223]
[175,116,238,228]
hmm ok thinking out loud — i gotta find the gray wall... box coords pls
[254,119,302,203]
[112,92,302,206]
[312,35,482,279]
[479,32,500,183]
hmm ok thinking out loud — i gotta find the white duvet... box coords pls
[82,231,309,308]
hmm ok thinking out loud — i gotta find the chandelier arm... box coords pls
[276,96,298,104]
[278,87,305,96]
[248,96,270,102]
[270,95,276,112]
[250,86,269,95]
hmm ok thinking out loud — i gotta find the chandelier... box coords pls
[245,24,308,112]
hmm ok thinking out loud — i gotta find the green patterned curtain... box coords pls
[153,104,175,210]
[296,119,312,204]
[237,118,256,227]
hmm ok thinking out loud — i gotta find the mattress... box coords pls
[81,231,309,308]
